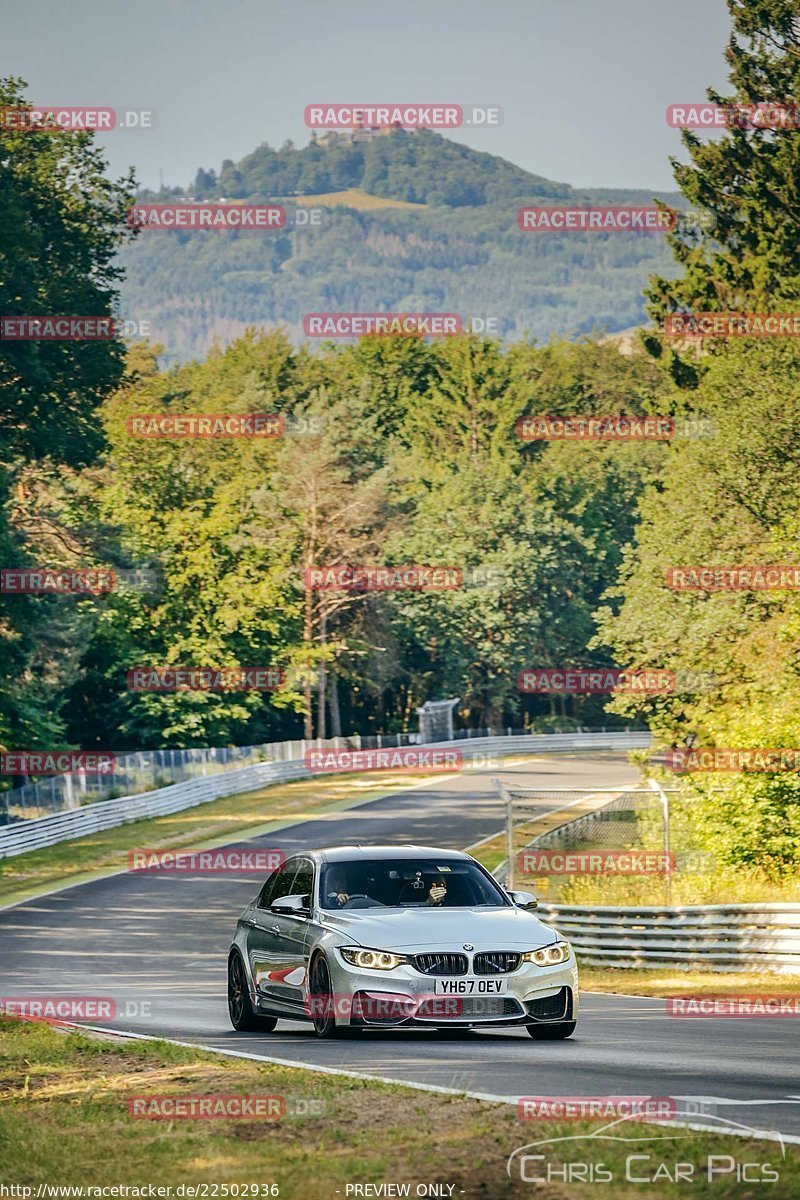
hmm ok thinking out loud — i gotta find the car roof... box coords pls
[296,845,472,865]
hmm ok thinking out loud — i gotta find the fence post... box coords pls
[648,777,671,906]
[494,778,514,891]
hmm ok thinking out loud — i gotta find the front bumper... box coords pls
[325,952,579,1028]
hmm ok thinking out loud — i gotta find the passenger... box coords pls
[397,875,447,906]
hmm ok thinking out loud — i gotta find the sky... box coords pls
[3,0,731,193]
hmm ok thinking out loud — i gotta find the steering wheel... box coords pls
[340,893,373,909]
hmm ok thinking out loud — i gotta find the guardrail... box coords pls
[0,725,645,821]
[0,730,649,860]
[0,733,421,821]
[535,902,800,974]
[437,731,651,755]
[0,758,311,860]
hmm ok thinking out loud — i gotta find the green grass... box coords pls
[1,1016,798,1198]
[470,826,800,907]
[581,966,800,997]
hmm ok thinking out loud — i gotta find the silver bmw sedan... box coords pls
[227,844,578,1039]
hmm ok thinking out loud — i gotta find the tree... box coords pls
[267,386,395,739]
[0,77,135,463]
[647,2,800,348]
[95,337,303,748]
[192,168,217,197]
[0,76,135,758]
[594,340,800,873]
[384,336,664,728]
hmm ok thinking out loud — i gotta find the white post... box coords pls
[494,778,514,891]
[648,777,671,906]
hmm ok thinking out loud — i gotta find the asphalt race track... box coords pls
[1,753,799,1145]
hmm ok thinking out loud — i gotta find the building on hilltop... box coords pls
[314,121,417,148]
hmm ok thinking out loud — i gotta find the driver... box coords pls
[324,868,352,909]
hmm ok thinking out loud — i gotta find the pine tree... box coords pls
[647,0,800,345]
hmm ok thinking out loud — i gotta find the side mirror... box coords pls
[508,889,538,910]
[271,894,310,917]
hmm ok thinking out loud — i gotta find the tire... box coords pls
[228,951,278,1032]
[526,1020,576,1040]
[309,954,347,1039]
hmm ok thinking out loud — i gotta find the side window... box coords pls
[288,859,314,905]
[257,861,298,909]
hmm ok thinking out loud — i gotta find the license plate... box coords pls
[434,977,507,994]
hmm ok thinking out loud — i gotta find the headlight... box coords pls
[521,941,571,966]
[339,947,408,970]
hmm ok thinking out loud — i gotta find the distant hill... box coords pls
[120,130,680,363]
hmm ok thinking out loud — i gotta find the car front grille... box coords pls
[416,996,522,1021]
[412,952,468,976]
[473,951,521,975]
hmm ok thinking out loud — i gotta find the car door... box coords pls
[246,858,301,1010]
[269,856,316,1010]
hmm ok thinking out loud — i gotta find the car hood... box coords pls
[320,905,559,951]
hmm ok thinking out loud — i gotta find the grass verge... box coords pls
[1,1016,798,1198]
[580,967,800,997]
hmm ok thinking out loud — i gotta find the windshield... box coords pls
[319,858,510,911]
